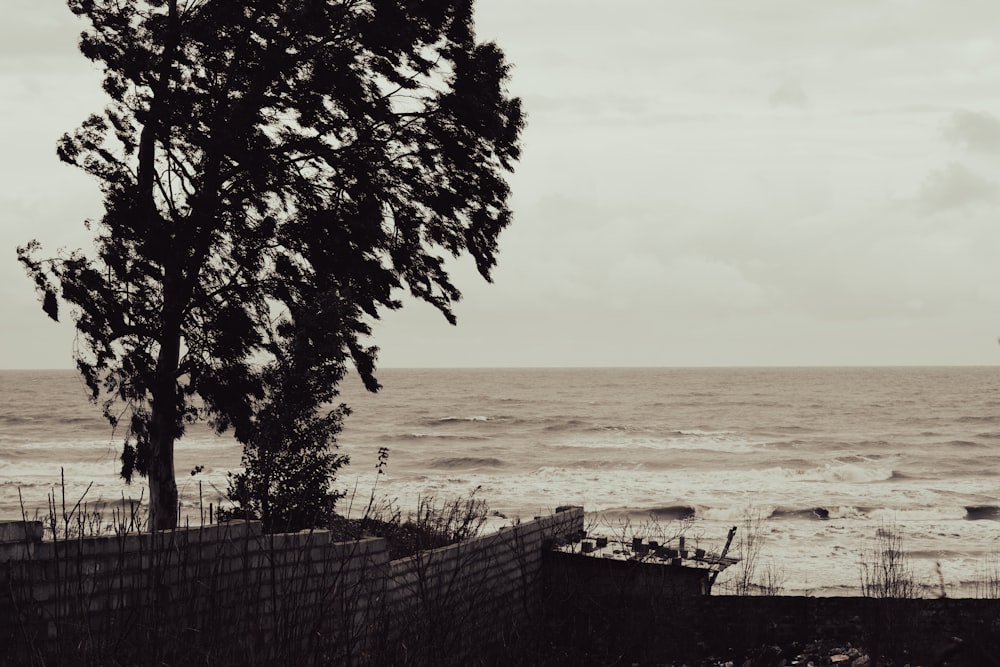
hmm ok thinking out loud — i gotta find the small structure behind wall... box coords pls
[544,533,737,600]
[541,532,739,662]
[545,548,712,598]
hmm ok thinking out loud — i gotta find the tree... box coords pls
[224,343,351,533]
[18,0,523,530]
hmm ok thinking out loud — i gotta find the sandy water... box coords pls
[3,366,999,596]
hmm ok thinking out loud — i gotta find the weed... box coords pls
[584,512,693,561]
[974,552,1000,599]
[757,558,787,596]
[860,520,916,598]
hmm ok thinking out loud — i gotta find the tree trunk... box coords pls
[142,0,182,531]
[148,413,179,530]
[148,305,183,530]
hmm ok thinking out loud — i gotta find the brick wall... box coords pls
[380,508,583,663]
[8,510,1000,665]
[0,507,584,666]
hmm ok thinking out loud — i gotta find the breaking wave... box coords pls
[799,463,896,484]
[946,440,985,448]
[427,457,507,470]
[965,506,1000,521]
[769,507,833,520]
[644,505,698,520]
[381,433,491,442]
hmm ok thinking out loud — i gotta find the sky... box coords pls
[3,1,1000,369]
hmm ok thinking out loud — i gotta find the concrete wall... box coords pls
[0,507,584,666]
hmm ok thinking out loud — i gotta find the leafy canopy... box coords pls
[19,0,523,520]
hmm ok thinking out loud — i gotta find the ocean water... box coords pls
[3,366,1000,596]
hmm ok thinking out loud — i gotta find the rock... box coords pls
[851,656,871,667]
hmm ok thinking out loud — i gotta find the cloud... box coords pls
[769,81,809,109]
[943,110,1000,154]
[917,162,998,211]
[525,94,720,127]
[0,2,82,61]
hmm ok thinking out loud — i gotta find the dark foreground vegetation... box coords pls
[5,485,1000,667]
[539,594,1000,666]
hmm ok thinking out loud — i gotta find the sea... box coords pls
[3,366,1000,597]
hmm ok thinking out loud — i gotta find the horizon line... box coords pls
[4,363,999,372]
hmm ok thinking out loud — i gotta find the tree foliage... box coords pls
[18,0,523,529]
[224,355,351,533]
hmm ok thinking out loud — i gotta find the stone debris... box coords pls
[593,633,979,666]
[652,639,884,667]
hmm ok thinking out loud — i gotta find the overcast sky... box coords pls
[4,1,1000,369]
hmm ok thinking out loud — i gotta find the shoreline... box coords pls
[3,490,995,600]
[4,463,999,600]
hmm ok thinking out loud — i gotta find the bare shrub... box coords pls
[860,520,916,598]
[412,488,490,543]
[758,559,787,596]
[711,504,767,595]
[974,552,1000,599]
[334,449,491,559]
[734,505,765,595]
[584,512,693,561]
